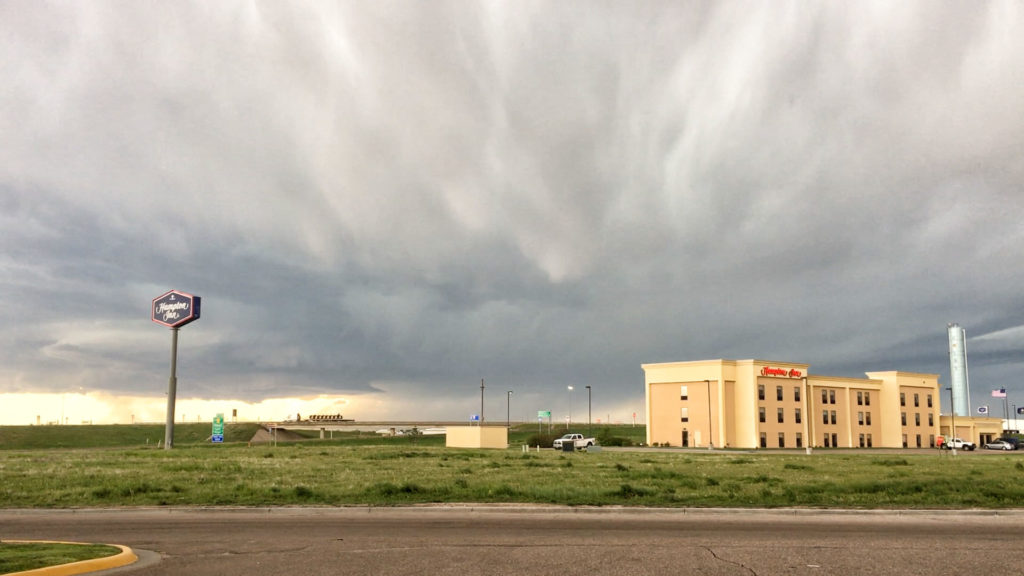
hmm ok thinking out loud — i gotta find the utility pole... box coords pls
[480,379,485,424]
[585,385,592,437]
[507,390,513,429]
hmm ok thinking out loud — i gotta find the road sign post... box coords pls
[538,411,551,433]
[212,413,224,443]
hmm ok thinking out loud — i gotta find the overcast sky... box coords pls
[2,2,1024,425]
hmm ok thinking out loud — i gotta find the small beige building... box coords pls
[445,426,508,449]
[643,359,954,449]
[938,415,1003,446]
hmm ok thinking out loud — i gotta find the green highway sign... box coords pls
[212,413,224,443]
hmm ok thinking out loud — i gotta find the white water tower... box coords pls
[947,323,971,417]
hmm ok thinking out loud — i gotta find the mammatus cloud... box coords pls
[2,2,1024,423]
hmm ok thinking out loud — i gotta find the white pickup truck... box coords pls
[552,433,596,450]
[943,437,976,451]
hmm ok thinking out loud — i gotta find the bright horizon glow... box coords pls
[0,392,357,426]
[0,391,645,427]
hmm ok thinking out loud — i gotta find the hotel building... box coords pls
[642,359,1001,449]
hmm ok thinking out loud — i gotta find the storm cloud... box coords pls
[2,2,1023,422]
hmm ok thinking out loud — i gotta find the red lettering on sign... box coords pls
[760,367,803,378]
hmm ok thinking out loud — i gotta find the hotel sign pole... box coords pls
[152,290,202,450]
[166,327,179,449]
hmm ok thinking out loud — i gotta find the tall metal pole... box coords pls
[946,387,955,449]
[507,390,512,429]
[1005,396,1010,433]
[567,385,573,430]
[586,385,592,437]
[165,327,179,449]
[804,377,813,450]
[480,379,485,424]
[705,379,713,449]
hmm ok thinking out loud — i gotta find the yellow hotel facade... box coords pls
[643,359,1002,449]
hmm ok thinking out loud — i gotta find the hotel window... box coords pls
[901,412,907,426]
[831,433,838,447]
[681,407,689,422]
[821,389,828,404]
[857,391,863,405]
[777,386,783,401]
[759,407,766,423]
[867,434,873,447]
[929,434,935,447]
[759,384,765,401]
[829,390,836,404]
[928,413,934,426]
[916,434,922,448]
[915,413,920,426]
[900,392,906,406]
[778,432,785,448]
[680,386,688,400]
[927,394,932,408]
[859,434,865,448]
[777,407,784,423]
[830,411,837,425]
[822,410,829,425]
[796,433,803,448]
[795,408,802,424]
[866,412,872,426]
[824,434,830,447]
[902,434,908,448]
[865,393,870,406]
[793,386,801,402]
[760,432,767,448]
[858,411,864,426]
[914,393,919,407]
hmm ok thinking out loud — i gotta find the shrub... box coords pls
[614,483,652,499]
[597,427,633,447]
[526,433,561,447]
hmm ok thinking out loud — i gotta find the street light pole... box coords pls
[585,385,592,437]
[507,390,513,429]
[705,379,713,449]
[567,385,574,430]
[480,379,485,424]
[804,377,813,451]
[946,386,955,451]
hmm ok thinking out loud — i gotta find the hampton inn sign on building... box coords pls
[642,358,1001,450]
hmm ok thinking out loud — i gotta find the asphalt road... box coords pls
[3,507,1022,576]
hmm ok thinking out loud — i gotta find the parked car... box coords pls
[985,440,1014,451]
[552,433,596,450]
[942,438,976,450]
[998,437,1021,450]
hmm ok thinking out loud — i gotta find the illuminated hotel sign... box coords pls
[761,366,803,378]
[151,290,202,328]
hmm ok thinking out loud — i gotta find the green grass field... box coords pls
[0,543,120,574]
[1,424,1023,509]
[0,423,263,450]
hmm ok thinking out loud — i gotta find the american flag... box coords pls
[992,388,1007,398]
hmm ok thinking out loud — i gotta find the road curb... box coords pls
[2,541,137,576]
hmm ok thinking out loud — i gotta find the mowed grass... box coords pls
[0,423,263,450]
[2,441,1024,509]
[0,543,121,574]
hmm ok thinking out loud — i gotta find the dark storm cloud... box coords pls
[2,2,1024,420]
